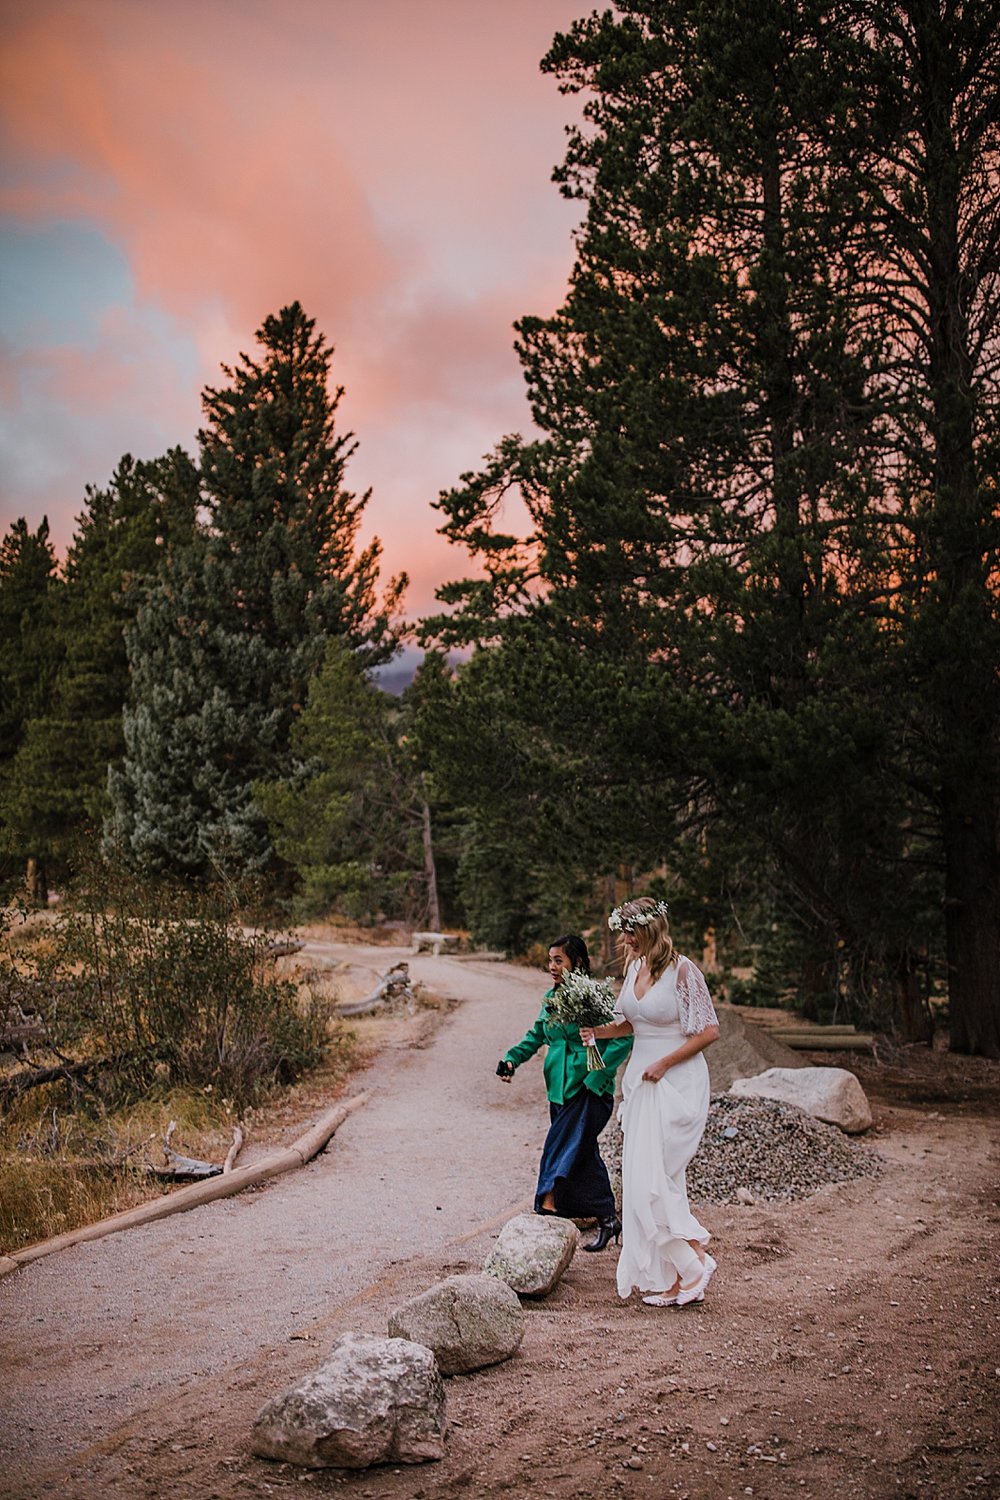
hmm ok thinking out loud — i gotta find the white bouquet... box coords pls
[546,970,619,1071]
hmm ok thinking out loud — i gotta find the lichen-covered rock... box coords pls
[388,1273,523,1374]
[482,1213,578,1297]
[251,1332,446,1469]
[729,1066,873,1134]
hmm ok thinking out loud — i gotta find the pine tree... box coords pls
[255,638,434,921]
[0,517,61,900]
[426,1,903,991]
[110,303,405,876]
[843,0,1000,1053]
[2,451,200,872]
[423,0,998,1049]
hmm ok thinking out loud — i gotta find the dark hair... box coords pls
[550,934,590,974]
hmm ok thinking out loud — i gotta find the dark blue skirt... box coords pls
[534,1087,616,1219]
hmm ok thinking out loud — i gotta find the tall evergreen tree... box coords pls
[110,303,405,876]
[844,0,1000,1052]
[423,1,998,1050]
[255,638,439,922]
[0,517,61,900]
[2,451,199,870]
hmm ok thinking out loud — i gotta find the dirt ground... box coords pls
[1,942,998,1500]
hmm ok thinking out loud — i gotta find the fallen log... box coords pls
[412,931,459,955]
[151,1120,223,1181]
[0,1091,369,1278]
[151,1120,245,1179]
[223,1125,244,1174]
[268,939,305,958]
[772,1032,874,1051]
[773,1024,860,1035]
[0,1057,105,1100]
[0,1010,46,1053]
[337,962,415,1017]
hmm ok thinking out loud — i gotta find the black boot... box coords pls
[583,1214,622,1252]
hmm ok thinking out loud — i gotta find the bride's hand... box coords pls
[579,1027,596,1046]
[642,1059,669,1083]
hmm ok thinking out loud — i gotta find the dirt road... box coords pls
[1,946,998,1500]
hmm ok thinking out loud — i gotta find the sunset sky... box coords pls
[0,0,587,619]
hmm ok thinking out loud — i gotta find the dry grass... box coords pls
[0,917,458,1257]
[0,1010,367,1256]
[292,917,415,945]
[0,1085,231,1254]
[0,912,369,1258]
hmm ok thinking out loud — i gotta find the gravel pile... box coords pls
[688,1093,883,1202]
[602,1093,882,1206]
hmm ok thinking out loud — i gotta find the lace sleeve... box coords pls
[613,960,635,1024]
[676,958,718,1037]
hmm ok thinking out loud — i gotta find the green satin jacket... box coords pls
[502,990,633,1104]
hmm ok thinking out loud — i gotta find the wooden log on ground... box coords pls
[337,963,415,1016]
[222,1125,244,1174]
[766,1025,863,1038]
[0,1013,46,1053]
[773,1032,874,1051]
[759,1022,864,1041]
[756,1022,860,1035]
[412,931,459,955]
[0,1057,105,1100]
[0,1092,369,1278]
[151,1119,223,1180]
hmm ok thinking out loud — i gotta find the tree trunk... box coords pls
[894,949,933,1045]
[916,4,1000,1056]
[421,800,441,933]
[603,873,618,967]
[25,857,47,907]
[943,787,1000,1057]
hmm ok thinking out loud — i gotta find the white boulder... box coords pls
[729,1066,873,1134]
[483,1212,579,1297]
[251,1332,446,1469]
[388,1273,523,1374]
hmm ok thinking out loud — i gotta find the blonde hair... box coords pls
[614,897,676,982]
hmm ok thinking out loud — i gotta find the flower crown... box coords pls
[608,900,670,933]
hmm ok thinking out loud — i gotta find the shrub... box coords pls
[18,859,331,1112]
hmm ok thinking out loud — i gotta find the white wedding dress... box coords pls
[615,955,718,1300]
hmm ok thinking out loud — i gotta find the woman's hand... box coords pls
[579,1027,596,1047]
[496,1059,515,1082]
[642,1057,670,1083]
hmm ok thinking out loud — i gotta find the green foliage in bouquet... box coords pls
[546,970,619,1069]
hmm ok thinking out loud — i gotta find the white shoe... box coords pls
[676,1256,715,1307]
[642,1288,680,1307]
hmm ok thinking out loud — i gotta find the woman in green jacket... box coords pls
[496,933,632,1251]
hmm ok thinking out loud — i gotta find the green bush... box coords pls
[20,860,330,1111]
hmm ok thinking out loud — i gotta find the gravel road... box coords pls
[2,944,997,1500]
[0,947,549,1495]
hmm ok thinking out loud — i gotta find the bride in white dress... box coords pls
[580,897,720,1307]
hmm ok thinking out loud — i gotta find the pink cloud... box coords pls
[0,5,400,337]
[1,0,584,616]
